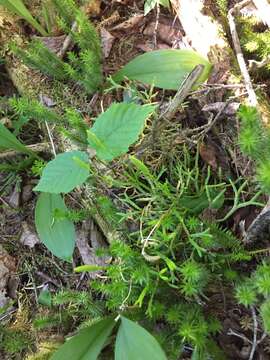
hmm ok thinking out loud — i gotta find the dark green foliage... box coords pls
[62,10,102,94]
[33,289,104,333]
[239,15,270,71]
[236,261,270,333]
[60,108,88,146]
[51,0,77,27]
[238,105,270,193]
[10,96,62,123]
[89,152,249,358]
[13,1,102,94]
[10,96,91,149]
[11,40,68,81]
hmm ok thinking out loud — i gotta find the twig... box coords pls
[45,121,57,157]
[249,306,258,360]
[227,328,252,344]
[249,55,270,71]
[257,332,267,345]
[57,21,78,58]
[136,64,205,156]
[161,64,205,121]
[0,143,49,159]
[228,1,258,106]
[153,3,160,49]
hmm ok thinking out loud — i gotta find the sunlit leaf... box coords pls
[113,49,212,90]
[115,316,167,360]
[87,103,155,161]
[51,317,116,360]
[34,151,89,194]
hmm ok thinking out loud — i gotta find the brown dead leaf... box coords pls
[101,28,115,58]
[202,102,240,115]
[143,19,184,46]
[76,220,109,279]
[200,138,232,176]
[19,221,40,248]
[199,142,218,171]
[111,14,144,31]
[21,184,33,203]
[35,35,66,54]
[8,184,21,208]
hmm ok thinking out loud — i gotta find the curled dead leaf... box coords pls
[35,35,66,54]
[101,28,115,58]
[20,221,40,248]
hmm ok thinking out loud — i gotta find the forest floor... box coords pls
[1,0,270,359]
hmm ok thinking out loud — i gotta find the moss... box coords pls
[26,341,62,360]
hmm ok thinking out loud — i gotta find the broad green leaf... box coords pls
[0,123,35,156]
[87,103,155,161]
[115,316,167,360]
[113,49,212,90]
[144,0,170,15]
[51,317,116,360]
[0,0,48,36]
[35,193,75,261]
[34,151,89,194]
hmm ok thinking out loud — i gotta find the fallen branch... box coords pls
[249,306,258,360]
[228,1,258,106]
[0,143,50,159]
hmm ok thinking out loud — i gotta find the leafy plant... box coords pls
[238,105,270,192]
[12,0,102,94]
[113,49,212,90]
[0,122,36,156]
[33,102,155,259]
[13,0,211,96]
[34,151,89,193]
[87,103,155,161]
[51,316,166,360]
[0,0,48,36]
[235,261,270,335]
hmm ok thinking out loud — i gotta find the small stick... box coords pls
[136,64,205,156]
[45,121,57,157]
[227,328,252,344]
[57,21,78,59]
[153,3,160,49]
[161,64,205,121]
[0,143,50,159]
[249,306,258,360]
[228,2,258,107]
